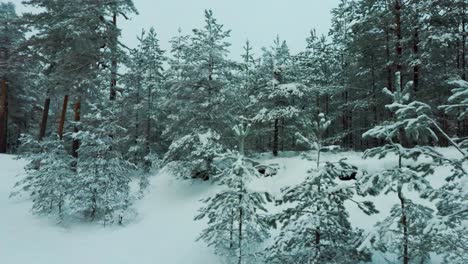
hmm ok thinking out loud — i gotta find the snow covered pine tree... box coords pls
[195,123,271,264]
[357,72,444,263]
[424,78,468,264]
[11,135,73,221]
[70,103,134,225]
[267,113,375,264]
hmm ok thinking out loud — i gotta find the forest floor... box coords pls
[0,149,461,264]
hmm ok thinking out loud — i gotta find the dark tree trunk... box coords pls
[144,85,152,171]
[395,0,403,88]
[371,60,379,147]
[394,0,409,148]
[229,210,234,249]
[280,117,285,152]
[342,91,352,148]
[413,12,420,92]
[58,94,69,140]
[385,27,393,92]
[462,1,466,81]
[110,13,117,101]
[273,118,279,156]
[72,97,81,159]
[238,194,243,264]
[315,229,321,260]
[0,80,7,153]
[38,92,51,141]
[135,79,140,143]
[348,107,353,148]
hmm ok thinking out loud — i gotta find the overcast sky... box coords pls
[10,0,340,59]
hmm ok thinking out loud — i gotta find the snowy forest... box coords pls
[0,0,467,264]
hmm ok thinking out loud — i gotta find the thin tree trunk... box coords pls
[144,84,153,171]
[398,189,409,264]
[38,91,51,141]
[238,194,243,264]
[58,94,69,140]
[229,210,234,249]
[462,1,466,81]
[385,27,393,92]
[371,60,378,147]
[110,12,117,101]
[315,177,322,261]
[348,107,353,148]
[314,229,321,261]
[413,6,420,92]
[273,118,279,156]
[280,117,285,152]
[135,79,140,143]
[72,96,81,159]
[395,0,410,148]
[325,94,330,140]
[395,0,403,88]
[0,80,7,153]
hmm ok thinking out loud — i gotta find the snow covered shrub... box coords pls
[163,129,223,180]
[12,134,73,220]
[195,124,271,264]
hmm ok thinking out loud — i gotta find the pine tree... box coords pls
[252,36,311,156]
[124,27,165,171]
[268,113,374,264]
[295,113,333,169]
[423,78,468,264]
[70,102,133,224]
[0,2,38,152]
[360,202,435,263]
[296,30,342,122]
[357,72,441,264]
[12,134,72,220]
[164,10,234,142]
[195,123,271,264]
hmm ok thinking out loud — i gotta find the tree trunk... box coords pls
[135,78,141,143]
[385,27,393,92]
[38,91,51,141]
[272,118,279,156]
[371,60,379,148]
[72,96,81,159]
[462,1,466,81]
[110,12,117,101]
[229,210,234,249]
[0,80,7,153]
[395,0,403,88]
[413,7,420,92]
[348,107,353,148]
[238,194,243,264]
[398,189,409,264]
[58,94,69,140]
[315,229,321,261]
[280,117,285,152]
[144,84,152,171]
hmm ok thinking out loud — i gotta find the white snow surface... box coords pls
[0,149,461,263]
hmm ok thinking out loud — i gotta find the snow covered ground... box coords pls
[0,154,218,264]
[0,149,461,264]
